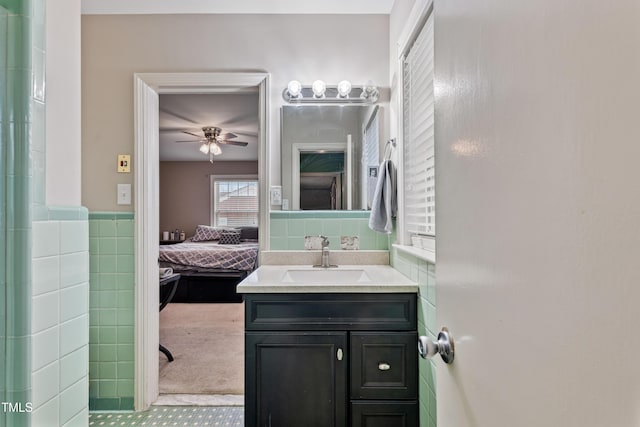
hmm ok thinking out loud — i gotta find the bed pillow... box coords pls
[218,229,241,245]
[192,225,236,242]
[238,226,259,241]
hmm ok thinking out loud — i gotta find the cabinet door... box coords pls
[350,332,418,400]
[246,332,347,427]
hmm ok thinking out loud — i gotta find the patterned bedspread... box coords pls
[158,240,259,272]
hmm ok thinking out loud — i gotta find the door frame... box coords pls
[133,72,270,410]
[291,141,353,210]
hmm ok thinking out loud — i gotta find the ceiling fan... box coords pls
[176,126,249,163]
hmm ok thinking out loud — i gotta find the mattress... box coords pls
[158,240,259,273]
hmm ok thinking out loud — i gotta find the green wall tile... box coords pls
[116,273,134,290]
[116,255,134,273]
[270,237,288,250]
[116,380,133,396]
[116,237,134,254]
[116,345,133,361]
[98,221,116,237]
[116,220,134,237]
[98,362,116,380]
[287,219,306,237]
[269,218,287,237]
[98,238,116,254]
[304,219,323,235]
[99,327,117,344]
[98,381,116,398]
[116,327,133,344]
[98,255,116,273]
[117,362,133,379]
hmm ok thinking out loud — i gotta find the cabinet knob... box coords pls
[378,362,391,371]
[337,348,343,361]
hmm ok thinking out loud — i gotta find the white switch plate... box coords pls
[270,185,282,205]
[117,184,131,205]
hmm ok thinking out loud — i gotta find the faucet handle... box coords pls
[319,235,330,248]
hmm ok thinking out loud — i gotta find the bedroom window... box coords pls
[211,176,259,227]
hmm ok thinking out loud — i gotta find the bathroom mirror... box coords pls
[281,105,380,210]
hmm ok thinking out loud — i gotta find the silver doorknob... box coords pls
[418,327,454,364]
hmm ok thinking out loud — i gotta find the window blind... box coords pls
[403,13,435,236]
[213,179,259,227]
[362,109,380,209]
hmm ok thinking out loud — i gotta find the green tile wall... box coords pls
[269,211,389,250]
[0,1,39,425]
[391,245,437,427]
[88,212,135,411]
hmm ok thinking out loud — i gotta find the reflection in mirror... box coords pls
[281,105,380,211]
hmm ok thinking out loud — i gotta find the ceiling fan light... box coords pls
[337,80,352,98]
[210,142,222,156]
[199,143,210,154]
[287,80,302,98]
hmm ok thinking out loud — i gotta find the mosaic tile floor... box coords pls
[89,406,244,426]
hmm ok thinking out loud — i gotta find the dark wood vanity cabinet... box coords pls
[244,293,418,427]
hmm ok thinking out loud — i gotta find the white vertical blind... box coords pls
[362,109,380,209]
[213,179,259,226]
[403,13,435,236]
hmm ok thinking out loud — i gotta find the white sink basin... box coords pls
[281,268,372,284]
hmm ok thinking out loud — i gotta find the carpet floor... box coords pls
[159,302,244,395]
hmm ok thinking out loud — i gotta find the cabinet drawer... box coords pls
[350,332,417,400]
[245,293,417,331]
[351,401,418,427]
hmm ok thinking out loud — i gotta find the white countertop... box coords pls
[237,265,418,293]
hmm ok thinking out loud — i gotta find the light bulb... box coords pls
[287,80,302,97]
[337,80,352,98]
[361,80,379,100]
[312,80,326,98]
[199,143,210,154]
[210,142,222,155]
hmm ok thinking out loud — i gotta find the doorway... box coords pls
[133,72,270,410]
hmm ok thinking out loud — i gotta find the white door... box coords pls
[434,0,640,425]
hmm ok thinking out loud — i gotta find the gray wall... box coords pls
[81,14,389,211]
[159,161,258,236]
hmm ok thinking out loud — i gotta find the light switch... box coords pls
[118,155,131,173]
[270,185,282,205]
[117,184,131,205]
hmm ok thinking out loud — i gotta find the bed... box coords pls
[158,225,259,302]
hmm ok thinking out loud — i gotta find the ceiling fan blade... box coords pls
[182,130,202,138]
[219,139,249,147]
[175,139,204,143]
[220,132,237,140]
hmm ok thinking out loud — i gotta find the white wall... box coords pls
[46,0,82,206]
[81,14,390,211]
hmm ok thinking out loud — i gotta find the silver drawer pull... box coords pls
[337,348,343,361]
[378,362,391,371]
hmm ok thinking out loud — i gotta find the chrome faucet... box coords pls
[314,236,337,268]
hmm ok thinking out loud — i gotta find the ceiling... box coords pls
[159,93,259,162]
[81,0,395,15]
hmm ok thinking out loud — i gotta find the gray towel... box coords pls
[368,159,397,234]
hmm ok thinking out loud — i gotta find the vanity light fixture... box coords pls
[283,80,379,104]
